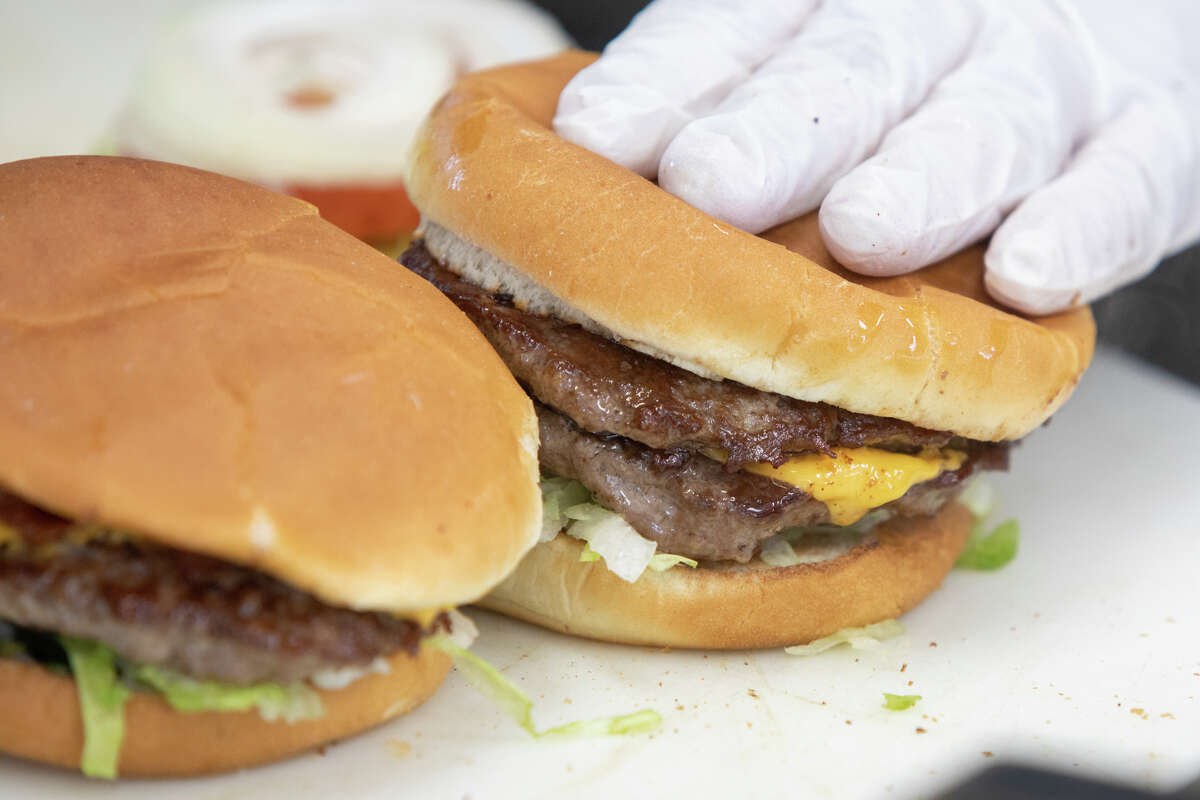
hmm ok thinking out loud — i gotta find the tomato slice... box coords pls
[286,181,420,243]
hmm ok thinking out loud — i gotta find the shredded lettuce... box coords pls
[957,477,996,519]
[427,635,661,738]
[882,693,921,711]
[784,619,904,656]
[563,503,658,582]
[759,534,803,567]
[0,621,22,657]
[445,608,480,649]
[132,665,322,723]
[311,657,390,691]
[647,553,698,572]
[541,477,697,582]
[956,518,1019,570]
[60,637,130,780]
[539,477,592,542]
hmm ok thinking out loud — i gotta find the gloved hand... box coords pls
[553,0,1200,315]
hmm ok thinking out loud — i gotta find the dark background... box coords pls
[535,0,1200,387]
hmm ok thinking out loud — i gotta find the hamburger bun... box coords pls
[0,156,540,613]
[0,646,449,776]
[484,504,972,649]
[0,155,541,774]
[406,51,1094,443]
[402,53,1096,648]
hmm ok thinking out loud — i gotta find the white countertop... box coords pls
[3,3,1199,798]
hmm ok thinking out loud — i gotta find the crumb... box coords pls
[929,642,938,648]
[564,698,573,705]
[915,727,927,734]
[901,664,908,673]
[746,722,753,729]
[386,739,412,759]
[845,720,853,725]
[1131,708,1149,720]
[676,705,684,711]
[748,689,759,699]
[854,658,860,663]
[1161,713,1176,720]
[908,680,914,687]
[982,751,994,758]
[316,746,327,757]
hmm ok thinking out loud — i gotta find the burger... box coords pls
[398,52,1095,649]
[0,156,540,776]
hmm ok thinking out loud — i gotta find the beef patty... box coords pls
[539,405,1005,562]
[401,241,957,470]
[0,491,439,685]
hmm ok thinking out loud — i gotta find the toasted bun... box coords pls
[481,504,971,649]
[0,156,540,613]
[406,52,1095,441]
[0,647,449,776]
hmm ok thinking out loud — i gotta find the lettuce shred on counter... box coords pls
[427,634,661,738]
[784,619,905,656]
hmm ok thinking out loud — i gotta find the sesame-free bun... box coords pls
[0,156,540,613]
[0,647,449,776]
[406,52,1095,442]
[481,504,972,649]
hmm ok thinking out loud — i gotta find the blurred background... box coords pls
[2,0,1196,385]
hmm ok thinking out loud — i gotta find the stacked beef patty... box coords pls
[0,490,444,684]
[402,241,1007,564]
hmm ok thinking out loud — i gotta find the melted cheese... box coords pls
[710,447,966,526]
[0,521,17,550]
[404,606,451,629]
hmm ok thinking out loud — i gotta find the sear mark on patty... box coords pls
[538,404,1006,563]
[401,240,957,470]
[0,490,440,685]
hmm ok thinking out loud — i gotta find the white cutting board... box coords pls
[2,3,1198,798]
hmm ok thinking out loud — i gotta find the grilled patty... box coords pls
[0,491,439,685]
[539,404,1004,562]
[401,241,957,470]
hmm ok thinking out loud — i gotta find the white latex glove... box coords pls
[554,0,1200,315]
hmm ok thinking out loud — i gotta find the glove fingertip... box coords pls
[817,186,927,277]
[984,232,1079,315]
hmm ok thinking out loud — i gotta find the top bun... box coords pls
[0,156,540,613]
[406,52,1095,442]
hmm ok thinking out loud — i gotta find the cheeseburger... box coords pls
[399,53,1095,649]
[0,157,540,776]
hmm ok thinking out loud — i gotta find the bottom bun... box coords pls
[0,645,450,777]
[480,504,972,649]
